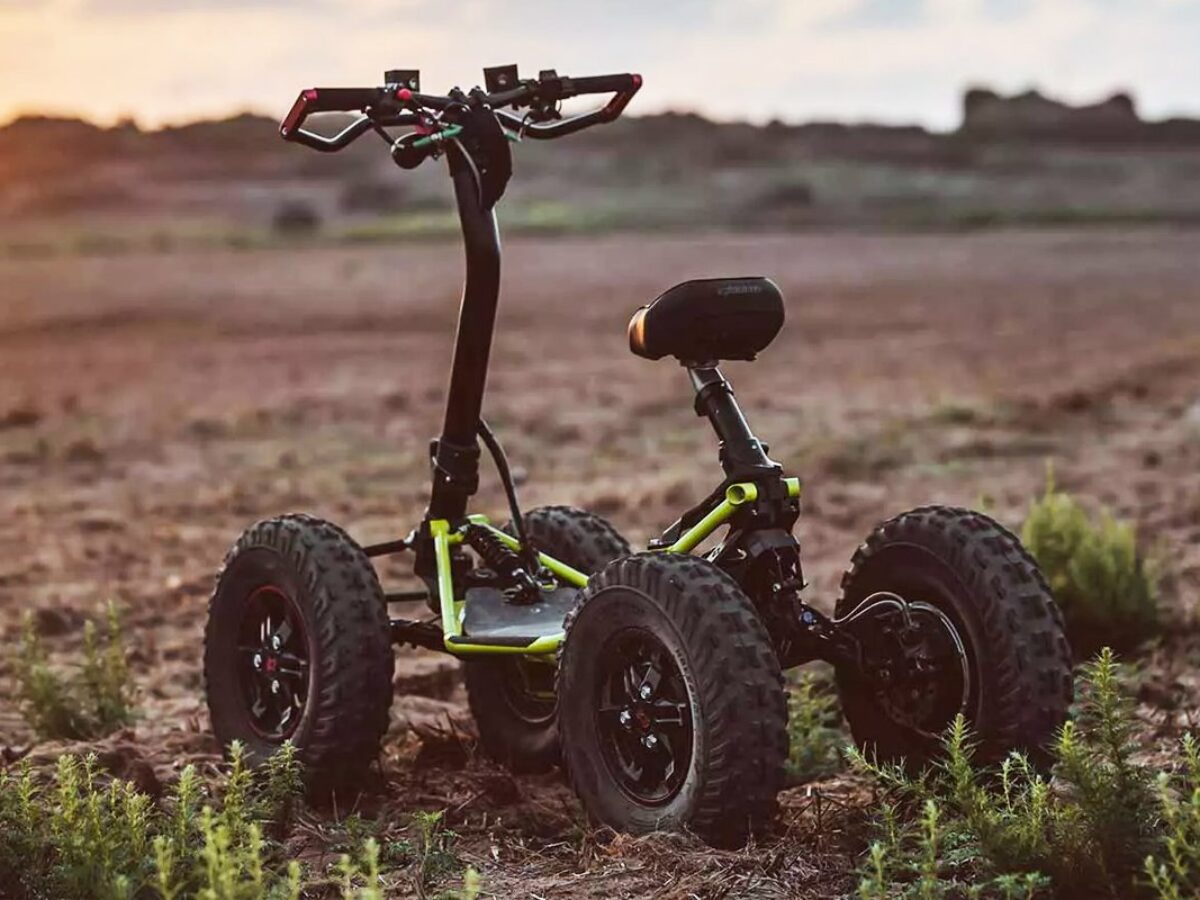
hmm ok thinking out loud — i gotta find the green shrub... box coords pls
[1145,733,1200,899]
[80,602,135,732]
[0,740,316,899]
[852,649,1163,898]
[17,618,90,739]
[786,669,847,782]
[1021,473,1159,654]
[17,601,134,739]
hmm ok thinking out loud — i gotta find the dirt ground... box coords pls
[3,228,1200,897]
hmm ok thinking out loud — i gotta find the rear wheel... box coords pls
[464,506,629,773]
[204,514,394,786]
[558,553,787,848]
[835,506,1072,769]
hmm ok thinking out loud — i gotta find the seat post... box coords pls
[687,365,779,479]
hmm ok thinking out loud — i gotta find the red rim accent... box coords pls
[237,585,310,741]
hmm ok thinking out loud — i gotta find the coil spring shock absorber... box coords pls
[463,524,543,604]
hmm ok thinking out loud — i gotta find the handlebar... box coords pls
[280,69,642,153]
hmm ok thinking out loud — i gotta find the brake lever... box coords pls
[493,84,638,140]
[286,115,375,152]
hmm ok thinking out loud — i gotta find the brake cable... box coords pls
[477,418,543,576]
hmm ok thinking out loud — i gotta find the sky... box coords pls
[0,0,1197,130]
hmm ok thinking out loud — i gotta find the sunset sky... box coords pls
[0,0,1197,130]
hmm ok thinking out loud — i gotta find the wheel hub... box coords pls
[596,629,693,805]
[237,586,310,740]
[842,592,971,738]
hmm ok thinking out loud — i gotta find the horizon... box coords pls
[0,80,1188,136]
[0,1,1198,131]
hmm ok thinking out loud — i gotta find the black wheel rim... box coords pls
[498,659,556,725]
[236,585,310,741]
[594,628,693,806]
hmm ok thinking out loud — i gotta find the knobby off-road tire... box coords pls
[464,506,630,773]
[836,506,1073,768]
[558,553,788,848]
[204,514,394,787]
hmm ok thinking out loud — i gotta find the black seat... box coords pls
[627,277,784,363]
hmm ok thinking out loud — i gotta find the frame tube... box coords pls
[427,143,502,521]
[667,482,758,554]
[472,520,590,588]
[432,517,570,655]
[429,520,462,639]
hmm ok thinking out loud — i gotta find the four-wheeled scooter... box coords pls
[203,66,1073,848]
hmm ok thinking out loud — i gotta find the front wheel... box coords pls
[835,506,1073,769]
[557,553,788,848]
[204,514,394,786]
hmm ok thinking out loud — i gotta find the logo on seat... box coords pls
[717,283,763,296]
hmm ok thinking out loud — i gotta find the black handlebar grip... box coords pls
[281,86,389,138]
[568,74,641,95]
[306,87,386,112]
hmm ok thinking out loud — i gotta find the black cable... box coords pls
[477,418,540,574]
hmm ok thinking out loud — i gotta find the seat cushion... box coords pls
[628,277,784,363]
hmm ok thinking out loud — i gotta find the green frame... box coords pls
[429,477,801,657]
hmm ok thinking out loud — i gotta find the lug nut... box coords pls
[639,684,652,700]
[618,709,632,728]
[253,653,263,670]
[271,679,281,695]
[271,635,282,651]
[642,734,658,749]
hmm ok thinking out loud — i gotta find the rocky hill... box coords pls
[961,87,1200,143]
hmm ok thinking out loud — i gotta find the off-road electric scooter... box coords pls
[203,66,1074,848]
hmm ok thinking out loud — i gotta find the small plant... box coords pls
[0,742,311,899]
[17,616,90,739]
[785,668,846,782]
[80,602,135,733]
[852,648,1163,898]
[262,741,304,838]
[17,601,135,740]
[435,866,483,900]
[336,837,383,899]
[411,809,460,899]
[1021,471,1159,654]
[1145,733,1200,899]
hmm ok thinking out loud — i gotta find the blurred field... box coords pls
[6,87,1200,255]
[3,228,1200,895]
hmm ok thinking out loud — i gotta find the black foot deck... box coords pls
[461,585,579,641]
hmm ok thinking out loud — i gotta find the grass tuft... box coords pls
[786,669,847,782]
[17,600,134,740]
[1145,732,1200,899]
